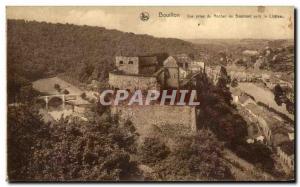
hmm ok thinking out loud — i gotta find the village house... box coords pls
[226,64,265,83]
[159,56,187,88]
[157,54,193,88]
[228,70,260,82]
[171,53,193,70]
[189,61,205,73]
[277,141,294,172]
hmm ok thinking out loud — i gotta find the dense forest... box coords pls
[7,19,199,102]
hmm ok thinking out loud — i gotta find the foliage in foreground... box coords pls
[139,131,233,181]
[8,104,234,181]
[8,106,141,181]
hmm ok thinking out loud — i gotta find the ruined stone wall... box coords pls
[139,66,157,75]
[109,72,159,91]
[111,104,197,135]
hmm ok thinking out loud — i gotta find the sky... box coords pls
[6,6,294,39]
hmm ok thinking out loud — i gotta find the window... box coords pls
[129,61,133,64]
[119,61,124,65]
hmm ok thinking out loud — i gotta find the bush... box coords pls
[139,137,170,164]
[150,130,233,180]
[231,78,238,87]
[286,100,294,114]
[7,106,141,181]
[233,141,274,172]
[63,89,69,94]
[54,83,61,92]
[81,92,87,99]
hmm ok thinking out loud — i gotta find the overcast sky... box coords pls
[6,6,294,39]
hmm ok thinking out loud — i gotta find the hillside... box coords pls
[7,19,198,81]
[7,19,198,101]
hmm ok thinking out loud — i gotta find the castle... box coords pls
[108,54,222,135]
[109,54,220,91]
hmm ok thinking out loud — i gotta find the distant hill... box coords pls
[187,38,294,55]
[187,38,293,48]
[186,38,294,67]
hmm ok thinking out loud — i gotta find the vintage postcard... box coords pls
[6,6,295,182]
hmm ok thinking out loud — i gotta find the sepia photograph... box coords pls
[6,6,295,182]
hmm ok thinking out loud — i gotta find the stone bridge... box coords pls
[36,94,79,110]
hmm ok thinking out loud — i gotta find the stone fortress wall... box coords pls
[109,72,159,91]
[111,104,197,134]
[109,55,199,134]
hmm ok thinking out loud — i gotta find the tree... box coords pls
[286,100,294,114]
[148,130,233,180]
[54,83,61,92]
[63,89,70,94]
[81,92,87,99]
[233,141,274,172]
[274,84,285,106]
[7,105,51,181]
[139,137,170,164]
[231,78,238,87]
[7,106,142,181]
[196,67,247,146]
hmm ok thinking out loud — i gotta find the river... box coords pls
[32,76,89,121]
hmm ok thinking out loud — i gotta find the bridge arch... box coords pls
[36,94,78,110]
[48,96,63,107]
[35,98,47,108]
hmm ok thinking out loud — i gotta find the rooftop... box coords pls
[173,54,193,65]
[110,70,156,78]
